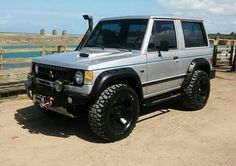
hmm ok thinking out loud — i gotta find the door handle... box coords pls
[173,56,178,60]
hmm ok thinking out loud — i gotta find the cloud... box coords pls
[157,0,236,16]
[0,10,92,34]
[156,0,236,33]
[0,14,12,25]
[11,10,88,18]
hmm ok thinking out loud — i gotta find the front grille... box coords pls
[36,64,76,82]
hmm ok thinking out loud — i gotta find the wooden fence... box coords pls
[0,30,81,98]
[210,39,236,71]
[0,32,235,71]
[0,29,81,68]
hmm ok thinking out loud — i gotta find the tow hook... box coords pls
[42,97,54,108]
[28,90,33,99]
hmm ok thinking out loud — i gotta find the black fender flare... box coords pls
[182,58,211,88]
[91,68,143,100]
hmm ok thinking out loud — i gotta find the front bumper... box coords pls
[25,74,92,114]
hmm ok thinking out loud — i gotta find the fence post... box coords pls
[0,46,2,60]
[40,29,46,56]
[0,46,3,69]
[231,41,236,71]
[229,40,234,65]
[212,39,219,67]
[61,30,67,52]
[52,30,57,54]
[58,46,64,53]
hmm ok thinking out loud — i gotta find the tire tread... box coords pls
[182,70,210,110]
[88,84,138,141]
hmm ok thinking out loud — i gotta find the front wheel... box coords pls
[181,70,210,110]
[88,84,140,142]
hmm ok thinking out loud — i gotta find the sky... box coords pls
[0,0,235,34]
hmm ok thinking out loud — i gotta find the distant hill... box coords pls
[209,33,236,40]
[0,32,38,35]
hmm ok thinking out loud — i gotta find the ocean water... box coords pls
[2,45,76,69]
[3,51,44,69]
[3,46,41,58]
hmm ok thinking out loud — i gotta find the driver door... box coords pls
[146,20,182,98]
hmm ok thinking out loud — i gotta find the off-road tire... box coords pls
[182,70,210,110]
[88,84,140,142]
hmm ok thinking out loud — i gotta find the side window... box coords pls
[148,21,177,52]
[182,21,208,47]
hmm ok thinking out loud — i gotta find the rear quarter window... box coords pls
[182,21,208,48]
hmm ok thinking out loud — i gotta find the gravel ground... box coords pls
[0,72,235,166]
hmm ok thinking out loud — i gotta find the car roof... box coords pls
[101,15,203,21]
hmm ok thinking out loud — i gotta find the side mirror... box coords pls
[158,41,169,51]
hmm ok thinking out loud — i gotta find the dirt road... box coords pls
[0,72,235,166]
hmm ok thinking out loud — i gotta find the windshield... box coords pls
[84,19,148,50]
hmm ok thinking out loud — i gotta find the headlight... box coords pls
[74,71,84,85]
[84,70,93,85]
[34,64,39,75]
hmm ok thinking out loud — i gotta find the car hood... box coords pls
[33,48,139,70]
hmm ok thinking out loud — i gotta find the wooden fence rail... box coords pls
[209,39,236,71]
[0,29,81,67]
[0,32,235,70]
[0,29,81,98]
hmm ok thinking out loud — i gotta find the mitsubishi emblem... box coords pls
[49,70,54,78]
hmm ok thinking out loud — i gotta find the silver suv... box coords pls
[26,15,215,141]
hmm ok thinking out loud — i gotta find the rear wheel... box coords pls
[88,84,140,142]
[182,70,210,110]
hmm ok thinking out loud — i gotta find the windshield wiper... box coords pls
[85,44,104,50]
[106,45,132,52]
[117,47,132,52]
[85,44,132,52]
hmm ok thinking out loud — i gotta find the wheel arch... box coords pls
[191,58,211,76]
[182,58,211,88]
[91,68,143,101]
